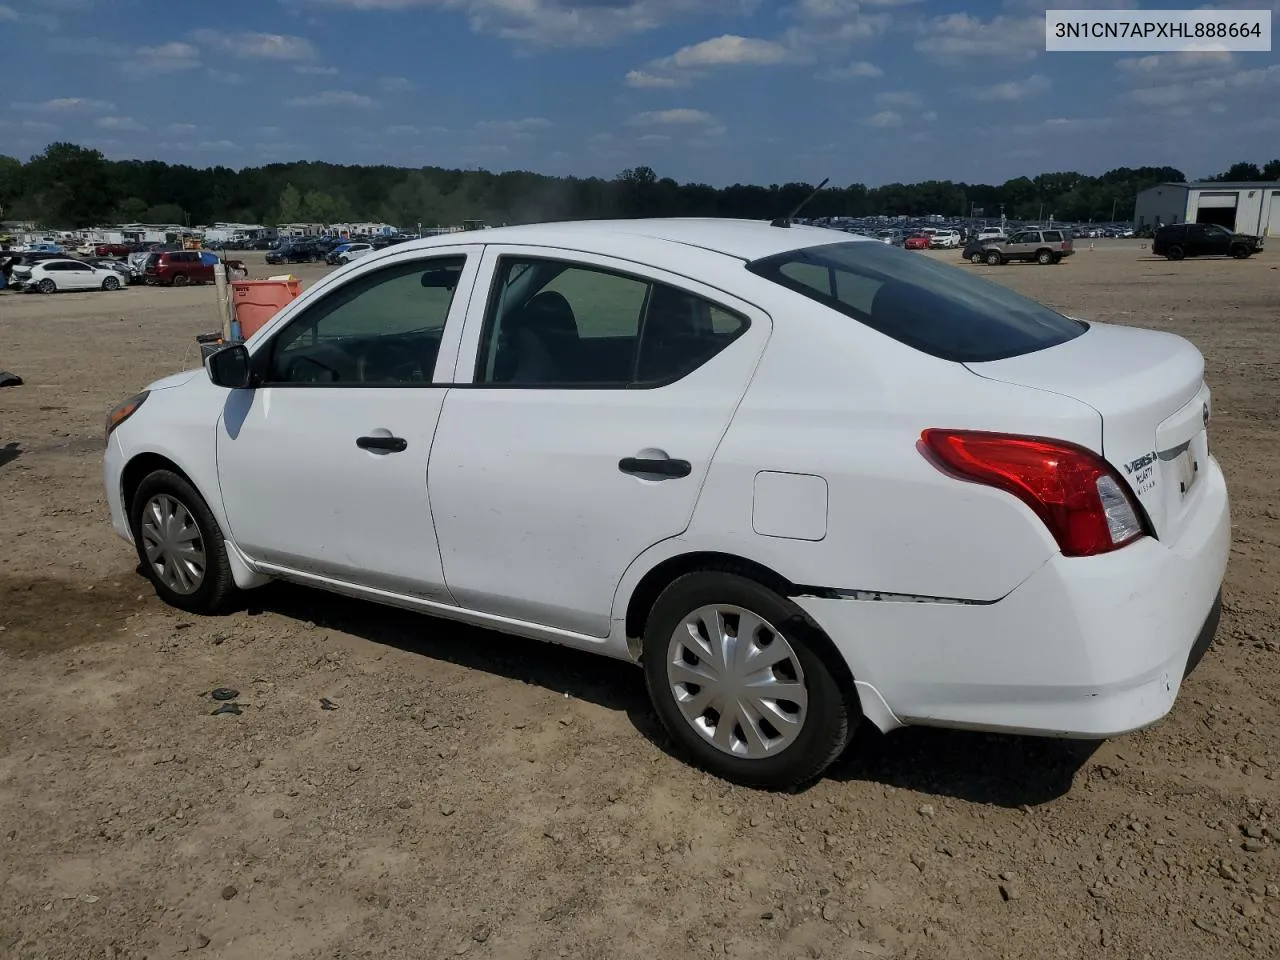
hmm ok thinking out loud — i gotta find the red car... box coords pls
[904,234,931,250]
[95,243,131,258]
[144,250,214,286]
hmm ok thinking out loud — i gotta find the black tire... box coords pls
[172,273,188,287]
[984,251,1003,266]
[1036,250,1054,265]
[1166,246,1185,261]
[129,469,240,614]
[37,277,56,294]
[1230,245,1252,259]
[969,252,985,264]
[102,275,121,291]
[641,569,857,790]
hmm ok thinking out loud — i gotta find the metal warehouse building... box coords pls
[1134,181,1280,236]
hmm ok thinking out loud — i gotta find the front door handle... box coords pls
[618,456,691,478]
[357,435,408,453]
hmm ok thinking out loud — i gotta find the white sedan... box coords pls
[13,257,126,293]
[102,218,1229,789]
[338,242,374,264]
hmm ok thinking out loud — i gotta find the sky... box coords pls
[1,0,1277,187]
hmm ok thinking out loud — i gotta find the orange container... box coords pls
[231,278,302,339]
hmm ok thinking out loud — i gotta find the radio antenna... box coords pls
[771,177,830,228]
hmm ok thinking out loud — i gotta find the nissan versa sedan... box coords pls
[103,219,1229,789]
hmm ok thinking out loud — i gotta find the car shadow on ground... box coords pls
[0,442,21,469]
[245,581,1097,808]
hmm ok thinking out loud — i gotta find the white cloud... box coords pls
[624,69,686,89]
[638,133,671,144]
[864,109,903,127]
[875,90,921,107]
[915,13,1042,64]
[473,117,553,140]
[1116,50,1235,76]
[96,116,148,131]
[822,60,882,80]
[207,70,248,84]
[165,123,199,134]
[296,64,339,75]
[0,5,17,21]
[972,73,1050,101]
[124,41,202,76]
[921,110,937,121]
[17,97,116,112]
[294,0,759,48]
[22,119,60,132]
[384,124,419,135]
[190,29,318,60]
[626,33,795,87]
[198,140,238,150]
[1121,63,1280,110]
[285,90,376,107]
[627,108,716,125]
[378,75,415,91]
[666,34,792,68]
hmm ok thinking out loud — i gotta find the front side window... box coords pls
[747,240,1086,363]
[266,256,465,385]
[475,258,749,387]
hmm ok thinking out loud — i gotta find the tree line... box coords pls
[2,143,1278,231]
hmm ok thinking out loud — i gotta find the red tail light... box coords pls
[920,430,1146,557]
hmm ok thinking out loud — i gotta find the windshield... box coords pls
[746,240,1087,363]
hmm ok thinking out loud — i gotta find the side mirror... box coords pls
[206,343,253,389]
[421,268,460,289]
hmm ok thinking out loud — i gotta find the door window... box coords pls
[266,256,466,385]
[474,258,749,387]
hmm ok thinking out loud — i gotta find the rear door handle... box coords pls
[618,457,691,478]
[357,435,408,453]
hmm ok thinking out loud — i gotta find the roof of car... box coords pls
[408,218,865,262]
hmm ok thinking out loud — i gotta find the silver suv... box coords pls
[973,229,1075,266]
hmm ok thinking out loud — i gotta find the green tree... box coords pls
[144,203,187,225]
[22,143,113,226]
[113,197,149,222]
[277,183,303,223]
[0,155,22,216]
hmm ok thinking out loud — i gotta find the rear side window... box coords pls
[1042,230,1064,242]
[747,241,1086,363]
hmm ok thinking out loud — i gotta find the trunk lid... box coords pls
[965,321,1208,540]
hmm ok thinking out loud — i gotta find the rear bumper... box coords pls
[796,455,1229,738]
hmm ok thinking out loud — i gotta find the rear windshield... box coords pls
[745,240,1087,363]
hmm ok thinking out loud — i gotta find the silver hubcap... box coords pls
[140,494,206,594]
[666,605,808,759]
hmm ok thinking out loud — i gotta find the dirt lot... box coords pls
[2,244,1278,960]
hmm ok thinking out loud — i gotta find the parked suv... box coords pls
[974,229,1074,266]
[145,250,213,286]
[1152,223,1263,260]
[266,242,322,265]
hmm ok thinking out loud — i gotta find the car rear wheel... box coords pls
[642,570,856,790]
[129,469,240,614]
[984,251,1003,266]
[102,275,121,291]
[37,278,56,294]
[172,273,188,287]
[969,252,985,264]
[1036,250,1054,265]
[1166,246,1185,261]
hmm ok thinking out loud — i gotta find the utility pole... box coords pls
[1111,197,1118,222]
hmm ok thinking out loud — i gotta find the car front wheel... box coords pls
[129,469,240,614]
[1230,245,1252,259]
[642,570,856,790]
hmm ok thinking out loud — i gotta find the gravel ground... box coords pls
[1,243,1278,960]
